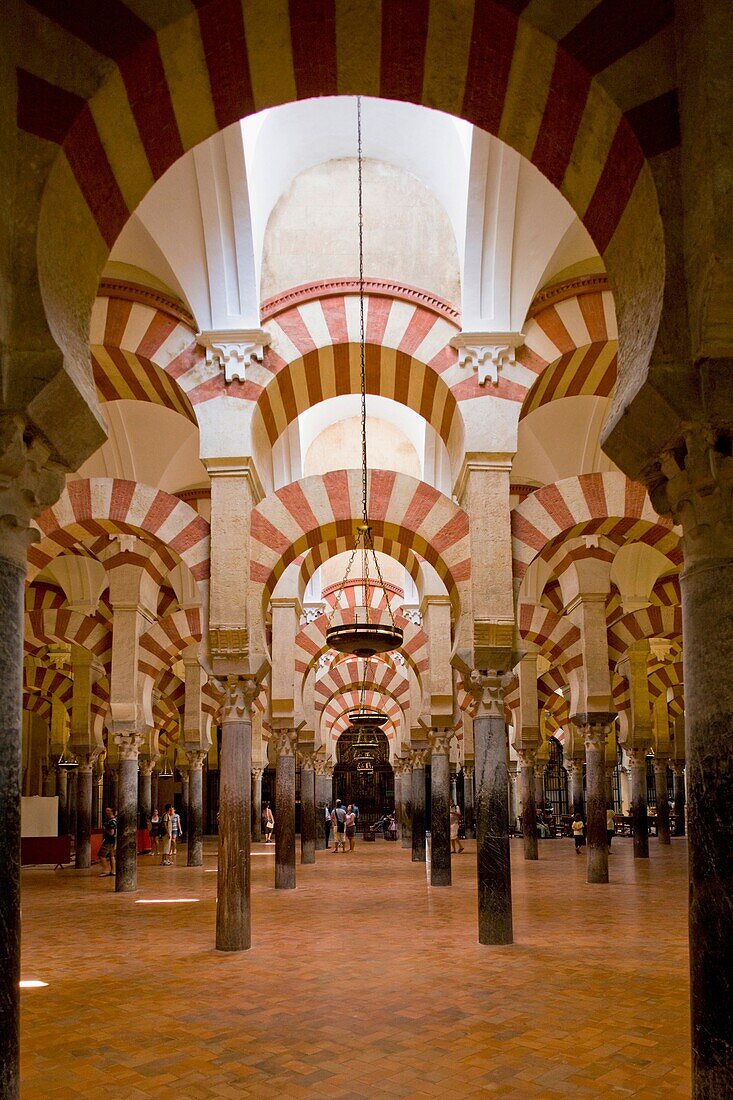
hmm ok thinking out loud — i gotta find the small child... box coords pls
[572,813,585,854]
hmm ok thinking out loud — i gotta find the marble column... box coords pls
[627,747,650,859]
[469,672,512,945]
[518,748,538,860]
[393,760,403,838]
[566,759,585,819]
[114,735,142,892]
[463,765,475,838]
[251,767,263,842]
[507,763,518,834]
[151,768,159,816]
[654,758,671,844]
[673,765,686,837]
[102,766,113,817]
[579,718,613,884]
[216,678,255,951]
[315,765,331,850]
[534,767,545,808]
[138,759,154,831]
[275,729,297,889]
[178,764,189,835]
[605,763,616,808]
[450,769,458,806]
[410,751,427,863]
[66,768,78,843]
[0,552,28,1100]
[186,750,206,867]
[300,752,316,865]
[42,763,54,797]
[401,761,412,849]
[56,763,68,835]
[429,734,452,887]
[74,760,95,869]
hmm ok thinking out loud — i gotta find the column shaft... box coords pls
[474,710,513,945]
[0,556,25,1100]
[684,554,733,1096]
[673,766,686,837]
[252,770,263,841]
[315,772,330,849]
[629,752,649,859]
[75,765,93,869]
[187,761,204,867]
[275,745,296,888]
[216,700,252,951]
[463,768,475,838]
[430,745,451,886]
[654,760,671,844]
[139,769,152,830]
[584,728,609,885]
[300,765,316,865]
[56,765,68,836]
[115,752,139,892]
[519,753,538,860]
[411,764,426,862]
[401,772,412,849]
[67,770,78,845]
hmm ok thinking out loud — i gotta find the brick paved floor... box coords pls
[20,835,690,1098]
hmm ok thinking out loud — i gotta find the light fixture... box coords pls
[349,710,387,728]
[159,754,173,778]
[325,97,402,660]
[57,748,78,769]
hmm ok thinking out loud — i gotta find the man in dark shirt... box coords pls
[98,807,117,877]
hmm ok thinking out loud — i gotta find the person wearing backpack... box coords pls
[160,804,173,865]
[331,800,347,852]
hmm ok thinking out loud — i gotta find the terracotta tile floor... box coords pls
[20,836,691,1098]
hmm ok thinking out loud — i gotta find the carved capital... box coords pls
[626,746,649,769]
[429,731,453,756]
[186,749,208,771]
[410,748,430,769]
[450,332,524,386]
[198,328,271,383]
[113,729,145,761]
[466,669,505,718]
[462,765,474,781]
[251,767,264,782]
[214,676,259,719]
[648,424,733,568]
[0,414,66,567]
[138,758,157,777]
[572,714,615,754]
[273,728,298,758]
[517,747,537,769]
[299,749,317,770]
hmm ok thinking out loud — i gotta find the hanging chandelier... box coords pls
[325,97,403,660]
[57,748,78,769]
[348,657,389,728]
[159,753,173,779]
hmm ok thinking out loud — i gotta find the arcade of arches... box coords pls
[1,3,731,1098]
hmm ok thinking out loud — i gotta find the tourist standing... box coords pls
[263,802,274,844]
[450,802,465,853]
[572,813,585,854]
[161,804,173,865]
[169,805,182,862]
[149,808,161,857]
[607,807,616,852]
[324,803,331,849]
[331,800,346,851]
[98,807,117,877]
[345,804,357,852]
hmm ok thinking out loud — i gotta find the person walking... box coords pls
[161,804,173,865]
[606,807,616,852]
[331,800,347,851]
[98,807,117,877]
[169,805,183,862]
[572,812,585,854]
[263,802,274,844]
[149,807,161,857]
[324,803,331,849]
[450,802,465,853]
[345,804,357,852]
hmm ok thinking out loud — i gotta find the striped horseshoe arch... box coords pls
[250,471,470,613]
[29,479,211,583]
[511,473,680,590]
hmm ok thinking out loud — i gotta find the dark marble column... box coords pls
[393,763,403,840]
[627,747,650,859]
[410,752,427,863]
[275,730,297,889]
[42,763,54,797]
[186,750,206,867]
[138,760,153,831]
[401,762,412,849]
[683,540,733,1098]
[654,758,671,844]
[315,768,331,849]
[115,737,141,892]
[300,753,316,865]
[577,718,613,884]
[470,672,512,946]
[429,734,452,887]
[251,767,263,841]
[151,768,159,816]
[74,762,94,869]
[673,764,686,836]
[0,553,26,1100]
[567,758,585,819]
[178,765,190,835]
[66,767,78,842]
[518,748,538,860]
[56,763,68,835]
[463,764,475,838]
[216,678,255,951]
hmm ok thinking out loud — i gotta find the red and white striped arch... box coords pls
[607,606,683,663]
[24,609,111,666]
[315,662,410,711]
[137,610,202,680]
[90,290,200,423]
[511,473,679,588]
[250,471,470,615]
[29,479,210,584]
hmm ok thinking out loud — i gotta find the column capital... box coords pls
[429,731,453,756]
[647,423,733,569]
[449,331,524,386]
[299,748,317,770]
[571,712,615,752]
[186,749,208,771]
[625,745,650,768]
[410,747,430,769]
[0,413,67,567]
[214,676,259,718]
[113,729,146,760]
[516,747,537,768]
[465,669,506,718]
[462,764,474,781]
[273,728,298,758]
[251,766,264,781]
[138,757,157,777]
